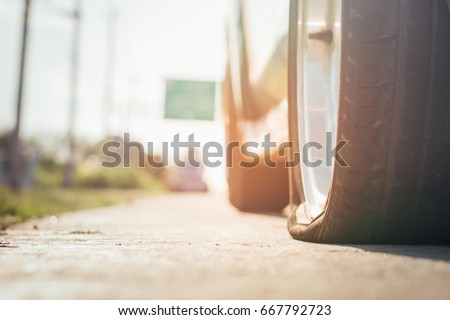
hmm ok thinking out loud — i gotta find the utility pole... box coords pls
[125,74,139,134]
[63,0,82,187]
[10,0,31,191]
[103,3,117,138]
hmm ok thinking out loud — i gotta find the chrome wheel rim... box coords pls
[296,0,342,219]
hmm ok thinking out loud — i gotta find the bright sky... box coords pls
[0,0,230,189]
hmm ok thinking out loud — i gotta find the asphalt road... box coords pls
[1,193,450,299]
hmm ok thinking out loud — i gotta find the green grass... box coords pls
[0,187,160,230]
[76,167,164,190]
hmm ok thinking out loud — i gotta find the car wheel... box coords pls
[287,0,450,243]
[222,64,289,213]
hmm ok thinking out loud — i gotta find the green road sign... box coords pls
[164,79,216,121]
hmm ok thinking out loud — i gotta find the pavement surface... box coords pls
[1,193,450,299]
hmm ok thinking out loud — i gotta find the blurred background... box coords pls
[0,0,230,228]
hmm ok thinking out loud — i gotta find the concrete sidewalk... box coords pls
[1,193,450,299]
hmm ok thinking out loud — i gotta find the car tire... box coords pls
[222,64,289,213]
[288,0,450,243]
